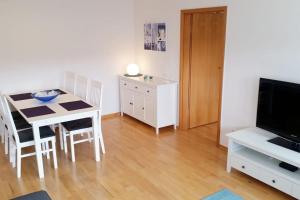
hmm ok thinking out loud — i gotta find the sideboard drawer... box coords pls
[120,80,131,88]
[292,183,300,199]
[144,87,155,96]
[130,83,143,93]
[232,155,292,194]
[258,170,292,194]
[231,156,259,178]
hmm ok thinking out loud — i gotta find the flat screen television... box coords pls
[257,78,300,144]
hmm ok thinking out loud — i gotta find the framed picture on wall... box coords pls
[144,23,152,50]
[144,23,166,52]
[155,23,166,52]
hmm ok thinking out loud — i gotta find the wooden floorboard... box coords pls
[0,116,294,199]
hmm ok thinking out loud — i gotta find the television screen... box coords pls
[257,78,300,143]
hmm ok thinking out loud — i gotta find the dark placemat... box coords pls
[60,100,92,111]
[21,106,55,118]
[10,93,33,101]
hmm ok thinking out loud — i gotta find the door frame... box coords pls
[179,6,227,145]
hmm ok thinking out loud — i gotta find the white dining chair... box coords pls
[0,94,31,157]
[2,96,57,178]
[57,71,76,147]
[64,71,76,94]
[60,80,105,162]
[0,96,6,144]
[75,75,89,100]
[59,75,89,153]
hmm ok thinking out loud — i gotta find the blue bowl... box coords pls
[32,90,60,102]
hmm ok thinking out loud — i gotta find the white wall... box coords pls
[2,0,300,143]
[0,0,135,115]
[134,0,300,146]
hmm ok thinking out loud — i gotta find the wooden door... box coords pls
[189,11,225,128]
[180,7,227,138]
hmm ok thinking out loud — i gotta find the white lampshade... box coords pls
[126,64,140,76]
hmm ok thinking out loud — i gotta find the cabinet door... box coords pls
[133,92,145,121]
[144,96,155,126]
[122,89,134,116]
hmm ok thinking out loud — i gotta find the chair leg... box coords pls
[59,124,64,150]
[51,139,58,169]
[45,142,50,160]
[1,124,4,144]
[41,142,46,156]
[88,132,92,143]
[12,145,16,168]
[17,148,21,178]
[63,129,68,154]
[9,142,17,168]
[99,128,106,154]
[70,133,75,162]
[9,135,14,164]
[4,129,8,155]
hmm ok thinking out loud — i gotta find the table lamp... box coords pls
[124,64,143,77]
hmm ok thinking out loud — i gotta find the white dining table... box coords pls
[6,89,102,179]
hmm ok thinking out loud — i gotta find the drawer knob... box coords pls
[242,165,245,169]
[147,90,150,93]
[135,86,138,89]
[130,102,133,105]
[124,83,127,86]
[272,180,276,184]
[142,107,145,110]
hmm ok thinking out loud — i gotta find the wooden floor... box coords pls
[0,116,294,200]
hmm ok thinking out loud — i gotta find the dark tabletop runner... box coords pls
[21,106,55,118]
[59,100,92,111]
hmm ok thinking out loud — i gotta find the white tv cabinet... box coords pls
[227,128,300,199]
[119,75,178,134]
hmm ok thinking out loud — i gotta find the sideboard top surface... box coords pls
[120,75,177,87]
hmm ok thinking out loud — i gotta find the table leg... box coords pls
[33,124,44,179]
[92,114,100,162]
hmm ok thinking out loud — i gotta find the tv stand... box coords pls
[227,128,300,199]
[268,137,300,153]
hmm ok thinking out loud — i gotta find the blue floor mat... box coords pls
[202,189,243,200]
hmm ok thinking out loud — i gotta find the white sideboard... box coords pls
[119,75,178,134]
[227,128,300,199]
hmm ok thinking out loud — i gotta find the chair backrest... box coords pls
[88,80,103,112]
[0,92,5,119]
[64,71,76,94]
[1,96,20,144]
[75,75,89,100]
[0,93,7,127]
